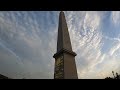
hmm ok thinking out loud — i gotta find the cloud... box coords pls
[65,11,104,78]
[65,11,120,78]
[0,11,120,79]
[0,41,25,79]
[0,11,59,79]
[109,42,120,56]
[111,11,120,26]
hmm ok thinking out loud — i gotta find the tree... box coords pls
[105,71,120,79]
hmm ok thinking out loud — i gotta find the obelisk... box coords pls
[53,11,78,79]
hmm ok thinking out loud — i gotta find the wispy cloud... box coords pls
[111,11,120,26]
[66,11,120,78]
[0,11,120,79]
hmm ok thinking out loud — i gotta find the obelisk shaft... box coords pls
[57,11,72,52]
[53,11,78,79]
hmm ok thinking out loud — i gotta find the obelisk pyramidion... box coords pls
[53,11,78,79]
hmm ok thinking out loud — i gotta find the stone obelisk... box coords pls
[53,11,78,79]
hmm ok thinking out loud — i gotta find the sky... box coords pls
[0,11,120,79]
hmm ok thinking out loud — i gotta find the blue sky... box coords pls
[0,11,120,79]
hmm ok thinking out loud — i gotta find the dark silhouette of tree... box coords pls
[0,74,11,79]
[105,71,120,79]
